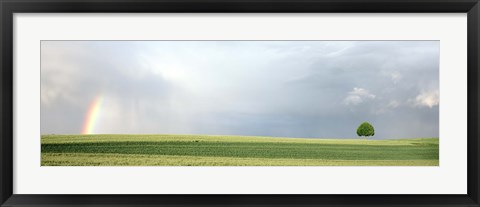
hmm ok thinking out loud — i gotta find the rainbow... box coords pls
[81,96,104,134]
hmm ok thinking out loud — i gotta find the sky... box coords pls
[41,41,439,139]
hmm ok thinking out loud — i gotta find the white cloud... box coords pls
[343,87,376,105]
[410,90,439,108]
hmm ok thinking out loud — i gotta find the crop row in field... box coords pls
[41,153,439,166]
[41,134,439,166]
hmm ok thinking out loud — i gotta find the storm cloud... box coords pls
[41,41,439,139]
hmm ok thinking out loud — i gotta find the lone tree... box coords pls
[356,122,375,139]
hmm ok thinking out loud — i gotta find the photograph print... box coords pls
[41,41,439,166]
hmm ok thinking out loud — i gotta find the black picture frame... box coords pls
[1,0,479,206]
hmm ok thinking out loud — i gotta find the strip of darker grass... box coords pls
[41,141,438,160]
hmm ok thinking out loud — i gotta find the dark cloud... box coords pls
[41,41,439,139]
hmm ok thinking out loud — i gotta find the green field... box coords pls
[41,134,439,166]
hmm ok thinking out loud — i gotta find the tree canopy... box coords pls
[357,122,375,138]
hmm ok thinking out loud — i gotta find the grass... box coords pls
[41,134,439,166]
